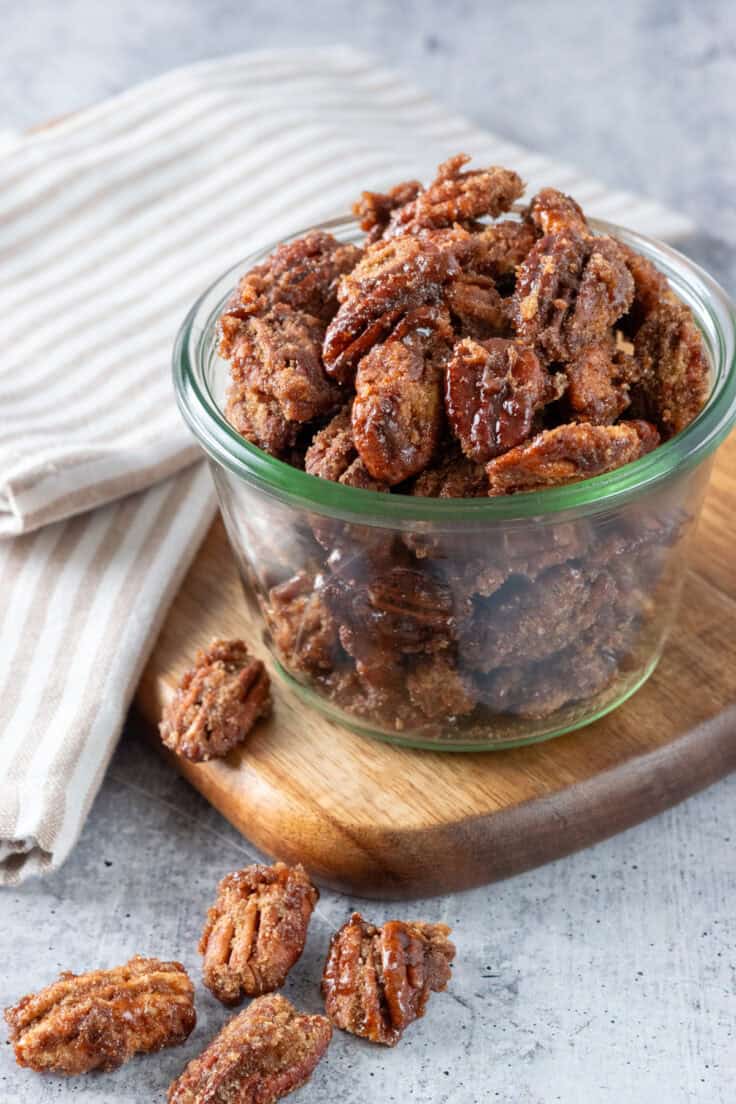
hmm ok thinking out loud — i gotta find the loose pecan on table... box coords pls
[4,956,195,1075]
[159,638,271,762]
[200,862,318,1005]
[167,994,331,1104]
[322,912,455,1046]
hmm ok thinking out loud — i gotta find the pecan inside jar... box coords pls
[199,861,318,1005]
[4,956,195,1075]
[322,912,455,1046]
[167,994,331,1104]
[159,638,271,762]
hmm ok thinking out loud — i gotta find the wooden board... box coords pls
[134,430,736,899]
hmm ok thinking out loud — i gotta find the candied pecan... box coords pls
[633,301,710,435]
[353,179,423,242]
[5,956,195,1076]
[514,232,633,363]
[410,451,488,498]
[566,341,631,424]
[225,380,298,458]
[445,272,509,339]
[219,230,361,340]
[304,405,388,491]
[406,654,475,720]
[485,421,660,495]
[619,242,674,333]
[527,187,588,236]
[200,862,318,1005]
[159,639,271,762]
[266,571,340,674]
[479,627,620,719]
[445,337,563,463]
[322,912,455,1046]
[462,564,616,673]
[472,219,538,278]
[323,228,469,382]
[227,304,339,426]
[341,565,457,657]
[167,994,331,1104]
[383,154,523,238]
[352,305,453,484]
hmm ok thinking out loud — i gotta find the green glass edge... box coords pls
[173,216,736,526]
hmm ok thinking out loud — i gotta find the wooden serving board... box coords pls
[135,431,736,899]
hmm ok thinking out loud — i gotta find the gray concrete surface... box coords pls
[1,2,734,1101]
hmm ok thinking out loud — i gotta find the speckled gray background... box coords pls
[1,1,734,1101]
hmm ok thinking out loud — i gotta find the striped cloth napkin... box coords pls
[0,47,693,884]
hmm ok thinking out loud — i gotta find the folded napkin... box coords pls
[0,47,693,884]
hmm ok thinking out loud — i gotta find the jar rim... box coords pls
[173,214,736,523]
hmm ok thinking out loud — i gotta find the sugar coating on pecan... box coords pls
[353,179,423,242]
[4,956,195,1076]
[167,994,331,1104]
[352,305,453,483]
[527,187,588,236]
[322,912,455,1046]
[160,638,271,762]
[633,301,710,435]
[445,337,563,462]
[406,654,476,720]
[566,341,632,425]
[381,153,523,238]
[200,862,318,1005]
[472,219,538,277]
[485,420,660,496]
[219,230,361,338]
[305,405,388,491]
[410,452,488,498]
[444,272,509,340]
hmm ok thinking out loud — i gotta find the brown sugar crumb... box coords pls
[445,337,563,462]
[159,639,271,762]
[485,421,660,496]
[167,994,331,1104]
[381,154,524,238]
[200,862,318,1005]
[527,187,588,236]
[352,305,453,484]
[4,956,195,1076]
[322,912,455,1046]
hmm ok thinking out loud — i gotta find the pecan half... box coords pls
[352,305,454,484]
[566,341,632,425]
[4,957,195,1075]
[266,571,340,674]
[406,654,476,720]
[472,219,538,278]
[160,639,271,762]
[527,187,588,236]
[167,994,331,1104]
[410,450,488,498]
[485,420,660,495]
[353,179,423,242]
[323,228,469,382]
[200,862,318,1005]
[633,301,710,435]
[322,912,455,1046]
[444,272,509,340]
[382,154,523,238]
[445,337,563,462]
[219,230,361,340]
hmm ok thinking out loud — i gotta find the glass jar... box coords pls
[173,217,736,750]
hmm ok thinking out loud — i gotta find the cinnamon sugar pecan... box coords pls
[305,405,388,491]
[445,337,563,462]
[160,639,271,762]
[566,341,632,424]
[485,421,660,495]
[353,179,423,242]
[381,153,523,238]
[352,305,453,483]
[410,451,488,498]
[322,912,455,1046]
[265,572,340,674]
[200,862,318,1005]
[472,219,538,278]
[406,654,476,720]
[444,272,509,339]
[167,994,331,1104]
[527,187,588,236]
[219,230,361,340]
[633,301,710,435]
[5,957,195,1075]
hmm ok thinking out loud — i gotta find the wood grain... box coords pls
[135,432,736,899]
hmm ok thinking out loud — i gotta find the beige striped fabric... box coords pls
[0,47,693,883]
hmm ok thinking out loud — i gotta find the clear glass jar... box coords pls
[173,217,736,750]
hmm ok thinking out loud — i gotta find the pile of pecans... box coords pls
[5,862,455,1100]
[216,155,709,737]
